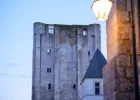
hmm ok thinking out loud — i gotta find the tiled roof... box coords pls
[80,49,107,84]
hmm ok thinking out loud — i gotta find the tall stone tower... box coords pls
[32,22,101,100]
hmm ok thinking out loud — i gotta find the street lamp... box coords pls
[91,0,140,100]
[91,0,113,21]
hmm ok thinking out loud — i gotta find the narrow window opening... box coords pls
[47,49,51,55]
[99,36,101,48]
[48,84,51,90]
[48,25,54,34]
[95,82,100,95]
[83,28,87,36]
[91,35,95,51]
[73,84,76,89]
[47,68,52,73]
[39,26,42,29]
[99,36,101,42]
[88,51,90,56]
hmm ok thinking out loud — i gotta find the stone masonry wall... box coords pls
[56,26,78,100]
[77,24,101,100]
[103,0,139,100]
[32,23,101,100]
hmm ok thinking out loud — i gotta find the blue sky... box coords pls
[0,0,106,100]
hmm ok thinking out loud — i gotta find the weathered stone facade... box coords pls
[32,23,101,100]
[103,0,140,100]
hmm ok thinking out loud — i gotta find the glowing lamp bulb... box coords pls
[91,0,113,21]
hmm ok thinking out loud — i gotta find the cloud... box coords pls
[0,72,31,78]
[5,63,20,67]
[0,63,32,77]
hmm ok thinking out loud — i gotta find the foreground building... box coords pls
[102,0,140,100]
[32,22,106,100]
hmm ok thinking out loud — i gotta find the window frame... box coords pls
[94,82,100,95]
[48,25,54,34]
[47,68,52,73]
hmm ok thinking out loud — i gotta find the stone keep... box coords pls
[32,22,101,100]
[103,0,140,100]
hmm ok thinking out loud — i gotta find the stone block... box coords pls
[115,55,131,67]
[104,80,116,100]
[103,57,116,74]
[115,78,134,92]
[107,42,118,61]
[40,93,47,100]
[130,92,135,100]
[126,0,131,11]
[125,67,134,78]
[104,55,132,83]
[118,42,132,55]
[106,91,135,100]
[117,27,132,40]
[116,0,126,11]
[117,11,130,22]
[115,66,126,78]
[115,91,131,100]
[104,83,110,97]
[103,55,134,100]
[104,67,115,84]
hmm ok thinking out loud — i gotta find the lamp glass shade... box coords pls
[91,0,113,21]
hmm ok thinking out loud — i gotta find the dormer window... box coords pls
[83,28,88,36]
[48,25,54,34]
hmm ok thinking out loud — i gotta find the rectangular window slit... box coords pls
[88,51,90,56]
[48,25,54,34]
[47,49,51,55]
[48,84,51,89]
[47,68,52,73]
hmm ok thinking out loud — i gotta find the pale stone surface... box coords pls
[32,23,101,100]
[81,79,104,100]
